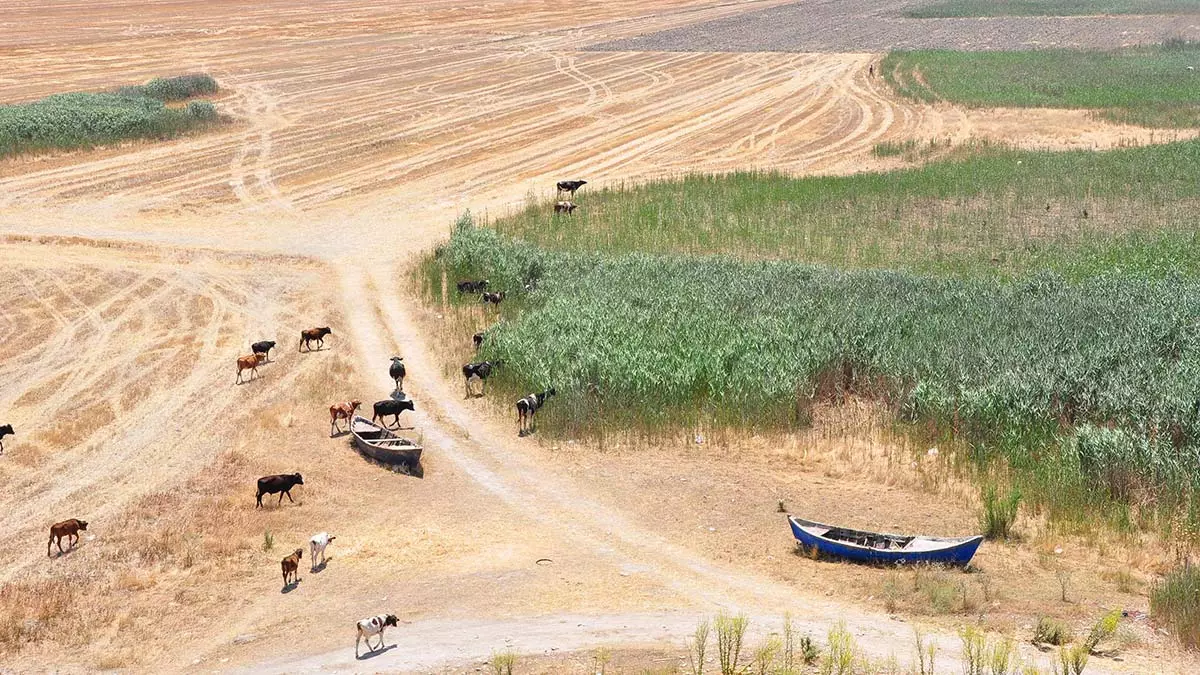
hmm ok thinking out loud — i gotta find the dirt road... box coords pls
[1,0,1196,672]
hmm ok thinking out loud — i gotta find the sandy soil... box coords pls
[1,0,1198,673]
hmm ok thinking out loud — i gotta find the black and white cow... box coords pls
[516,387,556,436]
[355,614,399,657]
[388,356,406,393]
[462,361,500,398]
[0,424,12,454]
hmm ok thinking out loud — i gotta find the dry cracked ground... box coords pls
[1,0,1198,672]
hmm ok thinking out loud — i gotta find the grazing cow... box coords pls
[472,332,485,351]
[310,532,336,570]
[388,357,406,393]
[481,291,505,306]
[456,279,489,294]
[299,326,332,352]
[256,473,304,508]
[330,400,362,436]
[556,180,587,198]
[372,398,415,428]
[517,387,556,435]
[281,548,303,586]
[554,200,577,215]
[462,361,501,397]
[235,353,263,384]
[355,614,399,657]
[47,519,87,557]
[0,424,12,454]
[251,340,276,363]
[868,64,874,77]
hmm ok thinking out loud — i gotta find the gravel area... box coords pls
[587,0,1200,52]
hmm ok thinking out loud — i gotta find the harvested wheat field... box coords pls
[2,0,1199,672]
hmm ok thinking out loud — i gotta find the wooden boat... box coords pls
[350,415,422,468]
[788,516,982,566]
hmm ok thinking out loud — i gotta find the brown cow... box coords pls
[281,548,303,586]
[236,353,263,384]
[48,519,88,557]
[299,326,332,352]
[329,400,362,436]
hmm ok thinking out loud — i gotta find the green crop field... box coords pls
[0,74,222,158]
[491,140,1200,279]
[884,43,1200,128]
[906,0,1200,18]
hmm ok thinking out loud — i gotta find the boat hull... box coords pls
[788,516,982,566]
[350,415,423,468]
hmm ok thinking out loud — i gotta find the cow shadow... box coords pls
[281,578,302,594]
[356,644,396,660]
[50,546,79,559]
[311,559,331,574]
[329,429,351,439]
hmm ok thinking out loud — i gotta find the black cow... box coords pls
[456,279,488,294]
[372,398,415,428]
[299,327,332,352]
[556,180,587,197]
[517,387,556,436]
[462,361,501,398]
[251,340,276,363]
[256,473,304,508]
[389,357,406,393]
[0,424,11,454]
[472,332,485,351]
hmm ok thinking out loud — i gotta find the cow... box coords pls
[256,473,304,508]
[388,357,406,393]
[517,387,556,436]
[281,548,303,587]
[330,400,362,436]
[462,361,501,398]
[556,180,587,198]
[235,353,263,385]
[554,200,577,215]
[47,519,88,557]
[310,532,336,570]
[481,291,505,306]
[472,332,485,351]
[251,340,276,363]
[456,279,489,294]
[0,424,12,454]
[299,326,332,352]
[355,614,399,657]
[372,398,415,429]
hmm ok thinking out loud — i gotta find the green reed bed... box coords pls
[0,74,222,158]
[883,43,1200,128]
[906,0,1200,18]
[427,220,1200,534]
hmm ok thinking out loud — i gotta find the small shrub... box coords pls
[799,633,821,666]
[1051,643,1088,675]
[1033,617,1072,646]
[820,622,856,675]
[139,74,219,101]
[1083,610,1120,653]
[689,618,710,675]
[961,625,987,675]
[750,635,781,675]
[980,484,1021,540]
[913,626,937,675]
[1151,563,1200,649]
[262,530,274,552]
[1057,570,1072,603]
[186,100,218,122]
[592,647,612,674]
[714,612,748,675]
[490,649,517,675]
[987,635,1016,675]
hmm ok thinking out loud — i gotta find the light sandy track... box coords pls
[1,0,1198,672]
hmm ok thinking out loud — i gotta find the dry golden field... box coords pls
[1,0,1198,672]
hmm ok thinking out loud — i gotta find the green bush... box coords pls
[1151,564,1200,648]
[980,484,1022,540]
[1034,617,1073,646]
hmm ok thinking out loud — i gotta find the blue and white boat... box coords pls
[788,516,982,566]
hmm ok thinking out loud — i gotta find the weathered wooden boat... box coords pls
[350,415,422,468]
[788,516,982,566]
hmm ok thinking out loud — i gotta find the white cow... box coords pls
[355,614,398,656]
[310,532,336,570]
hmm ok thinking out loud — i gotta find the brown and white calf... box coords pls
[236,353,263,384]
[47,519,88,557]
[329,400,362,436]
[281,548,303,586]
[355,614,399,656]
